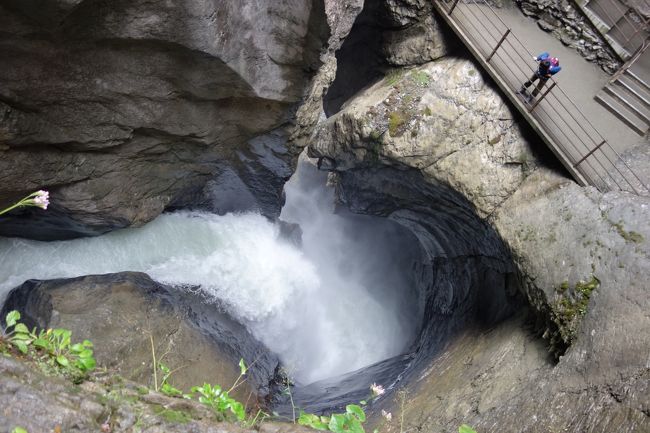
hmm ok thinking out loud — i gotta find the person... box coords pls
[518,52,561,101]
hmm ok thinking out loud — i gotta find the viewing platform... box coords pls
[431,0,649,196]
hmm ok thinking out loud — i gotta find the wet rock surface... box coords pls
[0,0,328,238]
[1,0,649,432]
[1,272,280,398]
[306,54,650,431]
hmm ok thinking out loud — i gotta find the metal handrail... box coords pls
[436,0,649,195]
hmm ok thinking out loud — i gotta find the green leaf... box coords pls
[76,356,96,372]
[13,323,29,334]
[32,338,50,349]
[346,404,366,422]
[239,358,247,375]
[82,340,93,348]
[5,311,20,328]
[329,414,349,433]
[161,383,183,397]
[14,341,28,354]
[347,417,364,433]
[298,413,329,431]
[70,343,83,353]
[12,427,28,433]
[56,355,70,367]
[78,349,93,359]
[459,425,477,433]
[229,400,245,421]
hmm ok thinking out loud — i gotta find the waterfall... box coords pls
[0,158,421,384]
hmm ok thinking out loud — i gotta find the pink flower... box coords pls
[370,383,385,398]
[32,190,49,210]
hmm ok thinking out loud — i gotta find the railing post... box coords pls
[486,29,511,62]
[448,0,461,15]
[528,82,556,112]
[573,140,607,167]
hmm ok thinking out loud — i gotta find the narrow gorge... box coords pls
[0,1,648,433]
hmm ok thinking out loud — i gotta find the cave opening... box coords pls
[323,1,386,117]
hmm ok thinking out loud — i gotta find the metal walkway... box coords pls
[432,0,649,196]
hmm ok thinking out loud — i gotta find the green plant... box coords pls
[0,190,49,215]
[11,428,28,433]
[191,382,245,421]
[298,384,385,433]
[190,358,248,421]
[154,407,191,424]
[459,425,477,433]
[299,404,367,433]
[410,71,431,86]
[388,112,406,136]
[385,69,404,86]
[245,409,270,428]
[283,374,297,422]
[613,221,644,243]
[158,362,184,397]
[553,275,600,343]
[2,311,96,380]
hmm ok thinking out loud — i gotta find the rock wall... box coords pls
[291,0,452,150]
[300,19,650,432]
[0,0,329,239]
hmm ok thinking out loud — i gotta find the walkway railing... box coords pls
[433,0,649,196]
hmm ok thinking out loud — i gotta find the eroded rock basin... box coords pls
[0,154,529,419]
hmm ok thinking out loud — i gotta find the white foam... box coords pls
[0,160,419,384]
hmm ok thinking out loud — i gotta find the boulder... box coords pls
[1,272,280,399]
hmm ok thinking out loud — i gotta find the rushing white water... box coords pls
[0,158,420,384]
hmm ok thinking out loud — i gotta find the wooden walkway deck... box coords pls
[432,0,649,196]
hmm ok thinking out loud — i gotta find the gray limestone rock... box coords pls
[305,55,650,431]
[1,272,279,398]
[0,353,316,433]
[0,0,329,238]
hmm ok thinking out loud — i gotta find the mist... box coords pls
[0,157,423,384]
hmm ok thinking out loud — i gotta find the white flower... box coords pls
[381,410,392,421]
[370,383,385,398]
[32,190,49,210]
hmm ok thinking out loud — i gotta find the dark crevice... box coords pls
[323,2,386,117]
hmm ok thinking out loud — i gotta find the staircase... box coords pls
[595,69,650,135]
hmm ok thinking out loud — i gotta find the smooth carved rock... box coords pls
[1,272,279,398]
[307,55,650,431]
[0,0,328,238]
[311,58,535,217]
